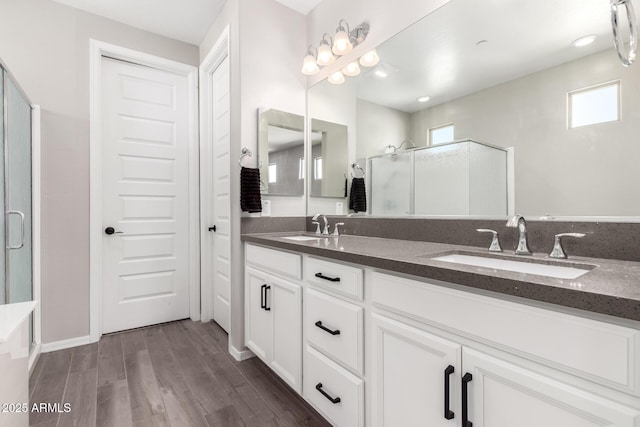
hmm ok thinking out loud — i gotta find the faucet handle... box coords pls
[477,229,502,252]
[311,221,321,234]
[332,223,345,236]
[549,233,586,259]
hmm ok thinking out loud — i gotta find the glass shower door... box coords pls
[5,74,32,307]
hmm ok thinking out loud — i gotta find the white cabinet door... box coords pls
[270,276,302,393]
[370,313,462,427]
[245,267,272,362]
[462,348,640,427]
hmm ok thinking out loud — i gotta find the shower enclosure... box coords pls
[0,61,34,347]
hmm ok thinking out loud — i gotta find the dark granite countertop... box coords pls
[242,232,640,322]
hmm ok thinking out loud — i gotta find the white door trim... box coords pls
[89,40,200,343]
[199,26,230,323]
[29,104,41,372]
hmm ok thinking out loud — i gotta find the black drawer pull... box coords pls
[264,285,271,311]
[462,372,473,427]
[260,284,266,309]
[444,365,455,420]
[315,383,341,404]
[315,272,341,282]
[315,321,341,336]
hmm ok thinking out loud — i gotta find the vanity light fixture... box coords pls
[332,19,353,55]
[317,33,336,66]
[301,46,320,75]
[417,96,431,103]
[342,61,361,77]
[359,49,380,67]
[572,35,597,47]
[328,70,346,85]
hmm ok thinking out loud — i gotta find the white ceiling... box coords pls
[50,0,226,44]
[356,0,627,113]
[272,0,323,15]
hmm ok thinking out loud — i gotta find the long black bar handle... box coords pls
[315,383,341,404]
[462,373,473,427]
[444,365,455,420]
[264,286,271,311]
[314,272,341,282]
[315,321,341,336]
[260,284,266,309]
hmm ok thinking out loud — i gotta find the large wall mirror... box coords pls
[307,0,640,219]
[258,108,305,196]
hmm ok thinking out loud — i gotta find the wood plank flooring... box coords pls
[29,320,330,427]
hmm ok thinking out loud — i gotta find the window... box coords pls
[298,157,305,180]
[313,157,323,180]
[268,163,277,183]
[568,81,619,128]
[429,123,455,145]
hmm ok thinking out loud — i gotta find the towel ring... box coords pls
[238,147,252,166]
[351,162,366,178]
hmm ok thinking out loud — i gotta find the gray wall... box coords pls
[0,0,198,344]
[357,99,411,158]
[408,48,640,217]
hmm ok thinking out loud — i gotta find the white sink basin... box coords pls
[281,235,322,241]
[431,253,594,279]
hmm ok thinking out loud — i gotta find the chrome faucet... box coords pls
[312,214,330,235]
[506,215,532,255]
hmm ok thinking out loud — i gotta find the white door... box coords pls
[270,275,302,393]
[462,347,640,427]
[101,58,191,334]
[370,313,462,427]
[208,56,231,332]
[244,267,272,361]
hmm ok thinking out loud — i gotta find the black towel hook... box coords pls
[351,162,366,178]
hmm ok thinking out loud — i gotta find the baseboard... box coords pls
[28,343,41,375]
[229,344,255,361]
[41,335,92,353]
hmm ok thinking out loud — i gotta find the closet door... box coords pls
[5,74,32,305]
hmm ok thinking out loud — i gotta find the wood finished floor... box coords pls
[29,320,331,427]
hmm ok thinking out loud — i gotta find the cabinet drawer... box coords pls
[306,288,364,375]
[304,345,364,427]
[246,244,301,280]
[305,257,363,301]
[371,271,640,395]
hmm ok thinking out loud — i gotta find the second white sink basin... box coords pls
[281,235,322,241]
[431,253,594,279]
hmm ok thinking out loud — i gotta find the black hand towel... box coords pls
[349,177,367,213]
[240,167,262,213]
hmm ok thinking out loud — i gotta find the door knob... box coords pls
[208,225,217,232]
[104,227,122,235]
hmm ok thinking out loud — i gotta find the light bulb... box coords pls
[333,30,353,55]
[359,49,380,67]
[342,61,360,77]
[328,71,345,85]
[301,54,319,75]
[317,43,335,66]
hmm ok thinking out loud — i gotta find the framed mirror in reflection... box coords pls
[307,0,640,219]
[258,108,305,196]
[309,118,348,198]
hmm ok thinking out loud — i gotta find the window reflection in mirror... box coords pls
[258,108,305,196]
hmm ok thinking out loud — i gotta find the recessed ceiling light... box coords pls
[417,96,431,103]
[374,69,388,79]
[572,35,597,47]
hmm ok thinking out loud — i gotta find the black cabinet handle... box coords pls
[462,373,473,427]
[315,321,341,336]
[315,383,341,404]
[315,272,341,282]
[260,284,266,309]
[444,365,455,420]
[264,285,271,311]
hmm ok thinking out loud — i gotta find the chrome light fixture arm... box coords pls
[611,0,638,66]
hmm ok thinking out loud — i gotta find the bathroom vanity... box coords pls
[243,233,640,427]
